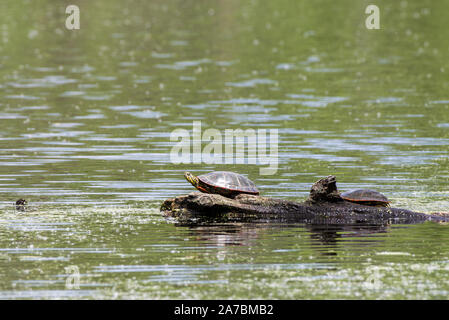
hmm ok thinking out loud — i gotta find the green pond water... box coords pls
[0,0,448,299]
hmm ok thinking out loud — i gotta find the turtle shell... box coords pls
[198,171,259,196]
[341,189,389,206]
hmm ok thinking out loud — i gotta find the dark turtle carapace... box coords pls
[184,171,259,198]
[341,189,390,207]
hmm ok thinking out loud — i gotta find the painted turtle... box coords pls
[184,171,259,198]
[341,189,390,207]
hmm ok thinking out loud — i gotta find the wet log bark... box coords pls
[160,176,449,225]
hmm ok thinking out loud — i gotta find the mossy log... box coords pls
[161,175,449,225]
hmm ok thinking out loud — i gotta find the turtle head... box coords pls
[184,172,199,188]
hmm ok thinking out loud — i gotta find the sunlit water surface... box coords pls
[0,0,448,299]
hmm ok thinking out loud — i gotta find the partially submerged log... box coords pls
[161,175,449,225]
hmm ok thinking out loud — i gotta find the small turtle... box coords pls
[184,171,259,198]
[341,189,390,207]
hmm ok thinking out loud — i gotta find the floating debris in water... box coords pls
[15,199,28,212]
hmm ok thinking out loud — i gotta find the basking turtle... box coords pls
[341,189,390,207]
[184,171,259,198]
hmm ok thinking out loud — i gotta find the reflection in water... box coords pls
[185,224,260,247]
[0,206,448,299]
[305,224,390,258]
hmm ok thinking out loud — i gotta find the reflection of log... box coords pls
[161,176,449,225]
